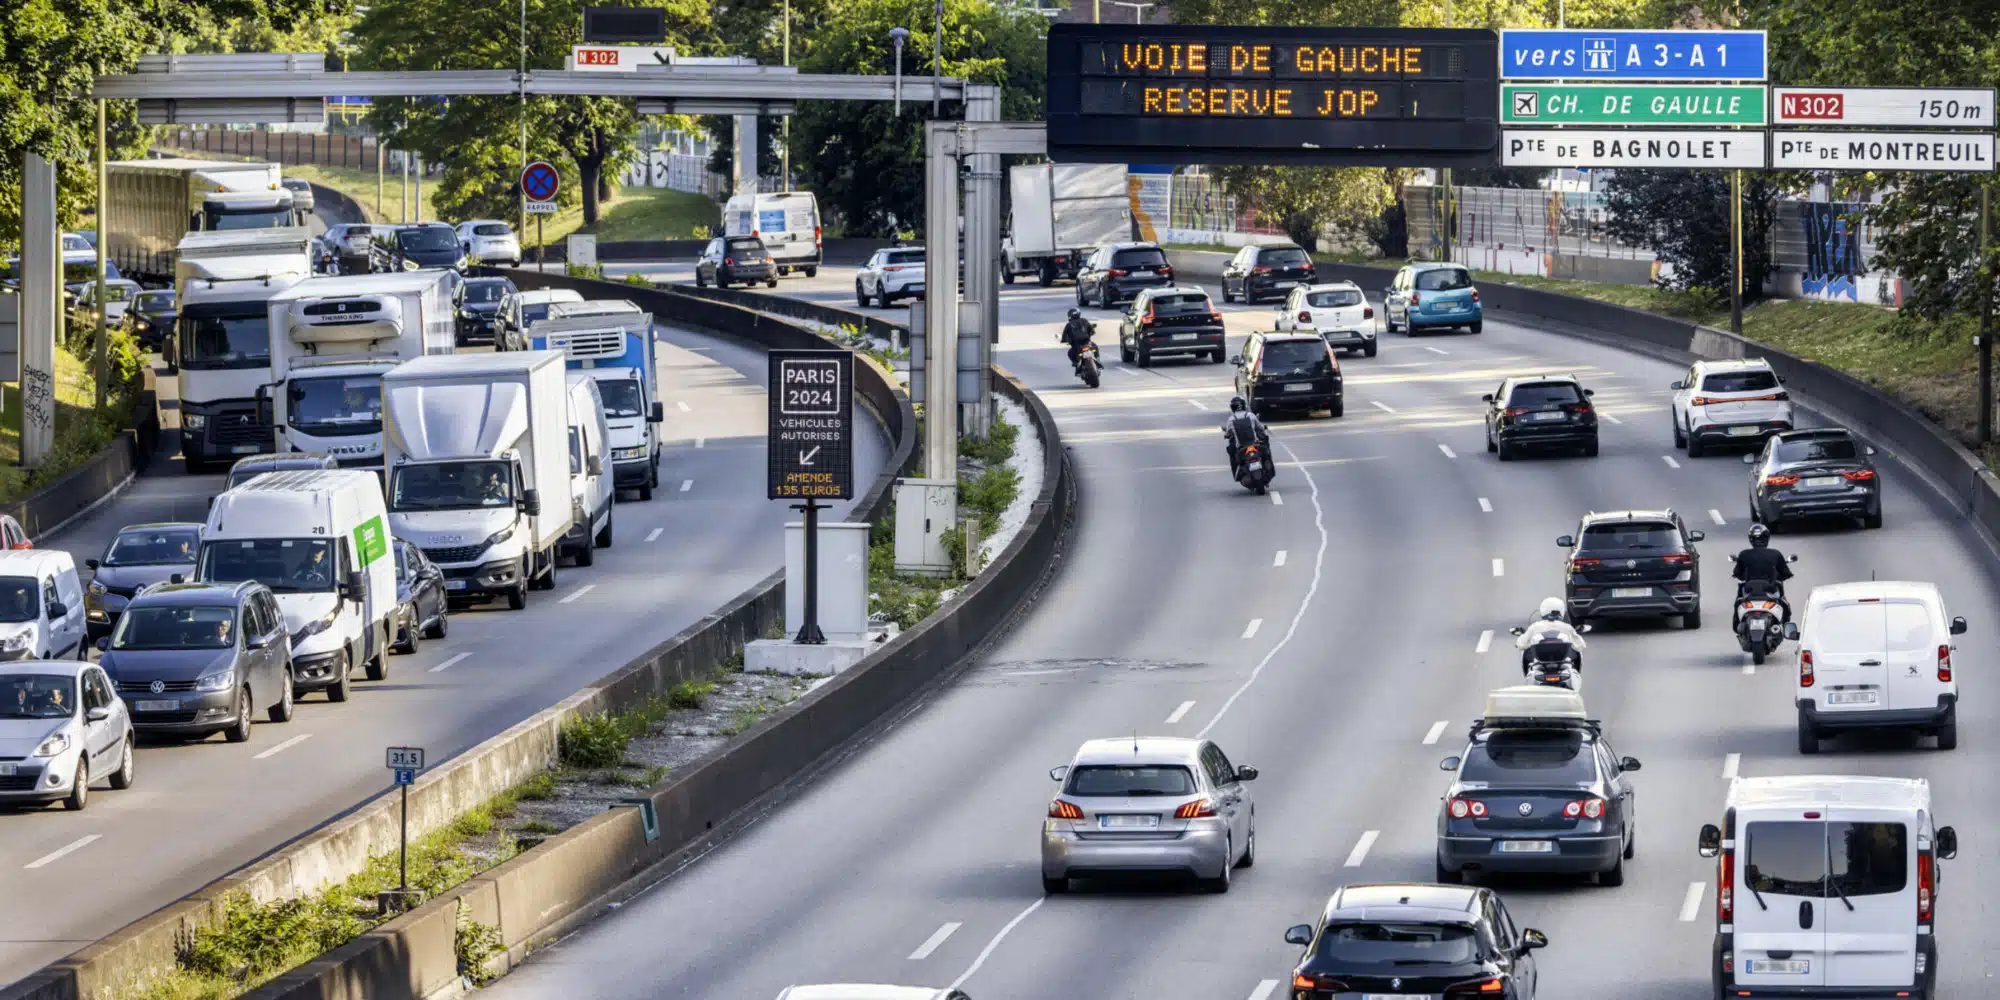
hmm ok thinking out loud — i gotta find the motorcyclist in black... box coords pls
[1222,396,1271,478]
[1060,308,1096,369]
[1732,523,1793,628]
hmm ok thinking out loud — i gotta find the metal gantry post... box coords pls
[962,85,1002,439]
[94,90,110,409]
[1980,184,1993,444]
[923,122,961,481]
[19,155,59,468]
[1730,168,1744,336]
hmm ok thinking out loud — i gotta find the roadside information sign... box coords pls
[767,350,854,501]
[1771,131,1995,172]
[1503,128,1768,168]
[1500,29,1767,81]
[520,161,560,202]
[1771,87,1995,129]
[386,746,425,770]
[570,45,676,72]
[1501,82,1766,126]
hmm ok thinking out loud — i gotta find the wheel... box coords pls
[1624,830,1636,860]
[1749,500,1763,524]
[1042,875,1068,895]
[109,735,136,789]
[875,284,889,309]
[1002,268,1015,285]
[576,531,596,567]
[1329,398,1344,418]
[1210,349,1226,364]
[1119,340,1134,363]
[507,579,528,610]
[596,510,613,548]
[1201,837,1233,893]
[76,637,87,660]
[804,266,817,278]
[1435,856,1463,884]
[1937,706,1958,750]
[1083,364,1100,389]
[766,278,778,289]
[1470,320,1484,334]
[1683,609,1702,630]
[1221,282,1235,304]
[1486,434,1498,453]
[1686,433,1706,458]
[225,689,252,743]
[638,482,653,501]
[63,760,87,811]
[364,644,387,681]
[327,652,352,701]
[1364,340,1378,358]
[1136,346,1152,368]
[1235,826,1256,868]
[268,669,294,722]
[423,606,449,640]
[394,610,420,654]
[542,551,557,591]
[1752,648,1766,666]
[1672,416,1687,449]
[1099,286,1113,310]
[1497,440,1514,462]
[855,281,868,307]
[1075,284,1086,306]
[1384,312,1399,334]
[1038,263,1054,287]
[1583,437,1599,457]
[1864,509,1883,529]
[1598,856,1625,887]
[1797,708,1819,754]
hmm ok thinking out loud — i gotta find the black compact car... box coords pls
[453,276,516,346]
[1284,883,1548,999]
[1234,332,1343,419]
[384,223,463,271]
[1117,287,1226,366]
[695,236,777,289]
[391,539,449,654]
[98,581,294,742]
[1746,427,1882,530]
[1559,510,1705,627]
[84,522,202,640]
[1484,375,1599,460]
[127,289,177,351]
[1220,242,1317,304]
[1076,242,1174,310]
[1436,713,1641,885]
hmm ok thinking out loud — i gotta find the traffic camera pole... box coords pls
[792,499,826,644]
[94,86,109,410]
[1730,169,1743,336]
[1980,184,1993,444]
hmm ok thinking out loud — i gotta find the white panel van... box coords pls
[1789,582,1966,753]
[0,551,88,661]
[723,191,821,276]
[562,373,614,566]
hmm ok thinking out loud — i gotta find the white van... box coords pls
[0,551,88,661]
[1699,775,1957,999]
[562,373,614,566]
[1789,581,1966,753]
[723,191,821,276]
[197,470,398,701]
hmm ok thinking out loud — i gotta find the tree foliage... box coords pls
[1601,170,1776,301]
[1211,166,1398,249]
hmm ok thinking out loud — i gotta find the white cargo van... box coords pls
[196,470,397,700]
[561,373,614,566]
[1788,581,1966,753]
[1699,775,1958,999]
[723,191,821,276]
[381,352,573,609]
[0,550,88,661]
[530,300,665,499]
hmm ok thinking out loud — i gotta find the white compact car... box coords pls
[855,247,927,308]
[0,660,135,810]
[456,220,523,268]
[1671,358,1794,457]
[1790,581,1965,753]
[0,550,89,661]
[1274,282,1377,357]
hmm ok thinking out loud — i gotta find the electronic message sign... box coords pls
[1047,23,1498,166]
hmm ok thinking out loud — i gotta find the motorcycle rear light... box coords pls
[1918,852,1934,922]
[1800,649,1815,687]
[1048,799,1083,819]
[1938,644,1952,682]
[1299,311,1313,323]
[1176,797,1218,819]
[1843,469,1877,481]
[1765,474,1800,487]
[1448,797,1486,818]
[1719,849,1735,921]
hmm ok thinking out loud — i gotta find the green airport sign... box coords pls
[1501,83,1767,126]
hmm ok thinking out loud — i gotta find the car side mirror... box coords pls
[1951,616,1967,635]
[1865,445,1877,456]
[86,706,110,723]
[95,637,109,652]
[1783,622,1800,641]
[587,454,604,477]
[1228,355,1242,366]
[1787,554,1798,563]
[1480,393,1494,403]
[340,570,365,602]
[1272,303,1283,311]
[1582,388,1594,396]
[1698,823,1723,857]
[1520,929,1549,951]
[1556,535,1574,548]
[649,402,665,424]
[1508,626,1525,635]
[1284,924,1314,947]
[1620,756,1642,772]
[85,558,99,570]
[247,632,270,649]
[1688,530,1705,543]
[45,601,65,619]
[1048,765,1069,782]
[1670,380,1685,390]
[1936,825,1958,860]
[169,573,184,584]
[1234,765,1259,782]
[1742,453,1757,464]
[522,488,541,517]
[1439,755,1461,771]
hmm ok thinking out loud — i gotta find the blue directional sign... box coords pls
[1500,29,1766,81]
[394,768,417,786]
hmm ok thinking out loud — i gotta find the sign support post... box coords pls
[792,499,827,644]
[1731,168,1743,335]
[381,746,426,915]
[767,350,855,647]
[1981,185,1993,444]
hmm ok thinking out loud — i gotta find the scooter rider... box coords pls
[1222,395,1271,478]
[1733,523,1793,628]
[1060,308,1096,368]
[1517,596,1586,674]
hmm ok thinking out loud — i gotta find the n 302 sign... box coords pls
[1772,87,1995,128]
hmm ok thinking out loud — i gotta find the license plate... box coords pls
[0,763,15,776]
[136,699,179,712]
[1727,425,1762,437]
[910,284,925,293]
[1529,411,1565,422]
[445,580,468,591]
[1829,690,1878,705]
[1276,281,1299,289]
[1283,383,1314,392]
[1611,587,1652,598]
[1099,814,1159,829]
[1364,995,1433,1000]
[231,445,259,454]
[1498,840,1556,853]
[1805,476,1842,487]
[1747,959,1809,975]
[1173,333,1197,341]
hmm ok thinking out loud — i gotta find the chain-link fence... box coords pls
[1408,185,1653,262]
[154,127,387,171]
[1168,172,1284,238]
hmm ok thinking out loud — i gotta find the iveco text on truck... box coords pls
[108,159,296,284]
[1001,164,1133,287]
[174,228,315,472]
[527,299,666,499]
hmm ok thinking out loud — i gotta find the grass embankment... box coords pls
[869,414,1021,628]
[0,333,143,505]
[286,163,718,243]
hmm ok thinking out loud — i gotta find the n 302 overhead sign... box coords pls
[767,350,854,501]
[1500,29,1767,81]
[1772,132,1995,172]
[1503,129,1767,168]
[1772,87,1995,128]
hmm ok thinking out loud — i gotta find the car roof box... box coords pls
[1474,685,1597,735]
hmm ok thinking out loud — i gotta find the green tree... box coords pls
[1601,170,1775,302]
[1211,165,1398,250]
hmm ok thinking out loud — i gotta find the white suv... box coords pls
[855,247,926,308]
[456,220,522,268]
[1273,282,1377,357]
[1790,581,1966,753]
[1671,358,1793,456]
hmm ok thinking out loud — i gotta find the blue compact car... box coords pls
[1385,262,1483,335]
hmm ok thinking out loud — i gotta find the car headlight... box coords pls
[611,445,646,461]
[459,309,476,319]
[401,259,419,271]
[87,580,105,596]
[289,605,340,646]
[3,632,32,650]
[194,668,236,693]
[33,732,70,758]
[184,413,208,430]
[485,523,516,548]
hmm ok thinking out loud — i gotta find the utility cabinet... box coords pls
[784,520,870,641]
[893,478,958,576]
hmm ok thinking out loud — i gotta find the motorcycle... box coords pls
[1235,441,1275,495]
[1072,341,1102,389]
[1509,624,1590,693]
[1729,553,1798,664]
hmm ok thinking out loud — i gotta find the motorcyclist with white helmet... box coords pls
[1516,596,1586,674]
[1732,523,1793,629]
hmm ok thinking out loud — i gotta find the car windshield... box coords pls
[1313,923,1480,968]
[288,375,381,436]
[398,227,457,252]
[179,301,271,370]
[211,208,292,231]
[1508,382,1582,407]
[1260,340,1333,376]
[1306,289,1363,308]
[1415,268,1472,291]
[88,283,135,304]
[344,226,374,240]
[1702,369,1779,393]
[463,282,508,304]
[1262,248,1310,266]
[1459,732,1598,784]
[885,250,925,265]
[1065,764,1196,797]
[134,291,175,312]
[111,606,236,650]
[0,577,37,623]
[598,379,645,418]
[198,538,336,594]
[1775,436,1859,463]
[391,460,514,512]
[0,676,77,720]
[472,224,512,237]
[1112,247,1167,268]
[1579,522,1681,552]
[104,528,200,567]
[521,302,558,325]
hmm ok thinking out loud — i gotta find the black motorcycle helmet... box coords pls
[1228,395,1248,413]
[1748,523,1771,548]
[1067,308,1080,320]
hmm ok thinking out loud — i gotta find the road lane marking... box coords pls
[1438,443,1458,459]
[1491,558,1505,577]
[909,922,962,960]
[695,437,705,449]
[645,528,664,542]
[1478,497,1493,512]
[1600,412,1624,425]
[1743,654,1757,676]
[253,734,313,760]
[947,898,1045,990]
[1166,701,1196,724]
[1273,550,1287,567]
[1710,509,1727,525]
[1476,629,1493,654]
[1662,455,1681,469]
[1270,491,1283,506]
[1723,753,1741,779]
[558,584,596,605]
[1242,618,1263,639]
[1188,399,1209,411]
[1424,346,1449,356]
[1679,881,1707,922]
[676,400,691,412]
[25,834,101,870]
[1372,400,1396,414]
[679,479,694,492]
[429,652,472,674]
[1344,830,1380,867]
[1423,720,1450,745]
[1248,980,1281,1000]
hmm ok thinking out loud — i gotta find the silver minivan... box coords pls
[1041,736,1257,894]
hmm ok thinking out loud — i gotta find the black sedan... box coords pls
[1484,376,1598,459]
[1285,883,1548,999]
[454,276,516,346]
[391,539,449,654]
[1436,715,1640,885]
[1234,332,1343,419]
[1746,426,1882,530]
[127,289,177,351]
[1117,287,1226,366]
[387,223,464,271]
[1075,242,1173,309]
[1220,242,1317,304]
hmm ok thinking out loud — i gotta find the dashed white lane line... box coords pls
[1372,400,1396,414]
[1273,550,1287,567]
[253,733,313,760]
[1662,455,1682,469]
[1188,399,1209,411]
[1247,980,1281,1000]
[558,584,597,605]
[645,527,664,542]
[1710,509,1727,525]
[1242,618,1264,639]
[1438,443,1458,459]
[1478,497,1493,513]
[1476,629,1493,654]
[676,400,692,412]
[1599,413,1624,425]
[1344,830,1380,867]
[429,652,472,674]
[1166,700,1196,724]
[695,437,705,449]
[1679,881,1708,922]
[1270,491,1284,506]
[1742,654,1757,676]
[24,835,100,870]
[908,921,962,960]
[679,478,694,492]
[1423,720,1450,745]
[1424,346,1449,356]
[1723,752,1741,779]
[947,898,1045,990]
[1491,558,1505,577]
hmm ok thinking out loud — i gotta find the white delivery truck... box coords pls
[562,373,615,566]
[381,352,573,610]
[173,228,315,473]
[528,299,666,499]
[723,191,822,276]
[1001,163,1134,286]
[108,159,295,284]
[262,271,456,469]
[196,469,398,700]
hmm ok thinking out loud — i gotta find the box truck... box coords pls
[527,300,666,499]
[381,352,573,610]
[1001,163,1134,286]
[173,228,315,473]
[108,159,296,284]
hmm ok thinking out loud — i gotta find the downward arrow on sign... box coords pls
[799,446,820,465]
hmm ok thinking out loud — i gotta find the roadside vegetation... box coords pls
[283,162,718,243]
[867,413,1021,629]
[0,327,144,505]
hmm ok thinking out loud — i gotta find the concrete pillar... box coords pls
[18,154,59,467]
[922,123,959,481]
[734,114,758,195]
[962,85,1003,439]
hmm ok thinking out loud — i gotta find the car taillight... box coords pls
[884,265,905,272]
[1445,977,1506,995]
[1298,311,1312,323]
[1570,557,1600,570]
[1563,797,1606,819]
[1209,308,1224,321]
[1663,553,1693,565]
[1719,848,1735,921]
[1292,975,1316,990]
[1293,974,1347,992]
[1938,644,1952,682]
[1108,268,1129,277]
[724,257,735,266]
[1048,800,1083,819]
[1143,307,1157,325]
[1253,266,1272,274]
[1691,396,1719,406]
[1744,392,1787,402]
[1176,798,1218,819]
[1918,852,1934,923]
[1470,289,1481,303]
[1800,649,1815,687]
[1843,469,1876,481]
[1765,474,1800,487]
[1504,407,1530,417]
[1363,306,1374,319]
[1448,798,1487,818]
[1161,265,1173,276]
[814,225,822,246]
[1410,291,1421,305]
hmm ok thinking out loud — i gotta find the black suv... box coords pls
[1284,883,1548,999]
[383,223,463,271]
[1436,713,1641,885]
[1746,426,1882,530]
[454,276,517,346]
[1558,510,1705,628]
[1234,332,1343,419]
[1220,242,1317,303]
[1484,375,1598,460]
[695,236,776,289]
[1117,287,1226,366]
[97,581,294,743]
[1076,242,1173,309]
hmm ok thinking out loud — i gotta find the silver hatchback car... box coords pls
[1042,737,1258,894]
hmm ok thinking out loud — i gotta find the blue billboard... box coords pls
[1499,29,1766,82]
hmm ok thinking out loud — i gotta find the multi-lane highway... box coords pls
[0,323,887,984]
[487,263,2000,999]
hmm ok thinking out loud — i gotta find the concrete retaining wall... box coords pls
[8,390,158,542]
[526,237,897,266]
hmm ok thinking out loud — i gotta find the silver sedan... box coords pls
[1041,736,1258,894]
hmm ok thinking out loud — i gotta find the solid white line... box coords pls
[676,400,691,412]
[645,527,664,542]
[1344,830,1380,867]
[1188,398,1209,411]
[1438,443,1458,459]
[1710,509,1727,525]
[1679,881,1708,922]
[24,835,100,870]
[558,584,597,605]
[679,478,694,492]
[429,652,472,674]
[1424,346,1449,356]
[1372,400,1396,414]
[1723,752,1741,780]
[1491,558,1505,577]
[908,921,962,960]
[1662,455,1682,469]
[253,733,313,760]
[1478,497,1493,513]
[1166,700,1196,724]
[1476,629,1493,654]
[1270,491,1284,506]
[1248,980,1281,1000]
[1241,618,1263,639]
[1423,720,1450,745]
[947,898,1045,990]
[1273,550,1287,567]
[1599,412,1624,425]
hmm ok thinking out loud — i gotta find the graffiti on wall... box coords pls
[1802,202,1862,301]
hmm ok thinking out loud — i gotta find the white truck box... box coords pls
[173,227,315,472]
[109,159,293,283]
[529,302,664,499]
[1002,164,1133,285]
